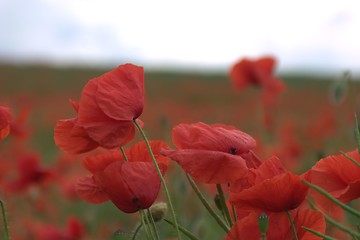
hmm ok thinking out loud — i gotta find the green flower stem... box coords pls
[302,180,360,218]
[307,198,360,238]
[340,151,360,168]
[302,227,337,240]
[231,205,238,223]
[216,184,233,227]
[164,219,200,240]
[120,146,128,161]
[147,208,160,240]
[140,209,154,240]
[186,174,230,233]
[133,119,181,240]
[260,232,266,240]
[286,210,298,240]
[0,199,10,240]
[131,223,143,240]
[354,113,360,154]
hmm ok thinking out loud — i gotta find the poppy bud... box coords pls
[148,202,168,222]
[258,212,269,235]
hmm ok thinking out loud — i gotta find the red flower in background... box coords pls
[229,56,286,130]
[161,122,261,183]
[225,209,325,240]
[76,140,169,213]
[6,153,56,193]
[229,56,285,100]
[0,106,12,141]
[26,216,85,240]
[230,156,308,212]
[54,63,144,154]
[308,149,360,203]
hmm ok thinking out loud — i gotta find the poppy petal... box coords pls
[172,122,256,155]
[78,79,136,148]
[83,152,123,173]
[95,161,161,213]
[230,172,308,212]
[161,149,248,183]
[54,118,98,154]
[310,149,360,202]
[96,64,144,120]
[76,175,109,204]
[0,106,12,141]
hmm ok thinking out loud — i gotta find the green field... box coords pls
[1,63,359,239]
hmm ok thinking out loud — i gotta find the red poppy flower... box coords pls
[26,216,85,240]
[308,149,360,203]
[76,140,169,213]
[161,122,261,184]
[230,156,308,212]
[225,209,325,240]
[0,106,12,141]
[6,153,56,192]
[9,104,31,140]
[229,56,285,92]
[54,63,144,154]
[229,56,285,129]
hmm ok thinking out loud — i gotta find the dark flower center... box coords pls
[230,148,237,155]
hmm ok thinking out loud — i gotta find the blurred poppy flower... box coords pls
[161,122,261,183]
[0,106,12,141]
[230,156,308,212]
[54,63,144,154]
[229,56,285,130]
[26,216,85,240]
[229,56,285,98]
[76,140,169,213]
[6,153,56,192]
[9,104,31,140]
[225,209,325,240]
[308,149,360,203]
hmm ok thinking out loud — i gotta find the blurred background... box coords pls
[1,0,360,239]
[0,0,360,75]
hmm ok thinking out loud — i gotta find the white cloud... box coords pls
[0,0,359,74]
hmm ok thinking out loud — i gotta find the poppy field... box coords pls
[1,58,360,240]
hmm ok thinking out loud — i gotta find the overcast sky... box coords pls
[0,0,359,74]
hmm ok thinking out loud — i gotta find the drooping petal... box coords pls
[96,64,144,120]
[54,118,98,154]
[294,209,325,240]
[161,149,248,184]
[229,58,254,91]
[126,140,170,167]
[231,155,286,193]
[78,78,136,148]
[82,152,123,174]
[230,172,308,212]
[309,149,360,202]
[76,175,109,204]
[95,161,161,213]
[0,106,12,141]
[172,122,256,155]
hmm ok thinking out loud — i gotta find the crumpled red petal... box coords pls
[230,172,308,212]
[95,161,161,213]
[54,118,98,154]
[96,64,144,120]
[78,78,135,148]
[172,122,256,155]
[161,149,248,183]
[76,175,109,204]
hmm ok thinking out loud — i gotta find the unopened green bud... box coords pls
[258,212,269,234]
